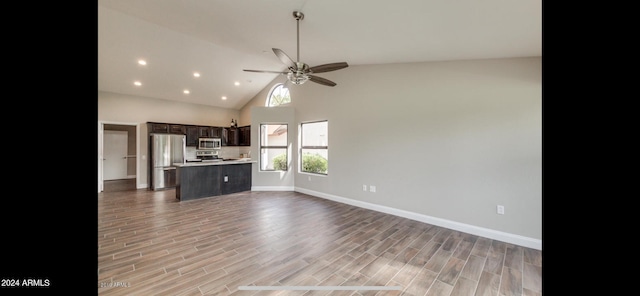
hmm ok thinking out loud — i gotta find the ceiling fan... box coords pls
[243,11,348,87]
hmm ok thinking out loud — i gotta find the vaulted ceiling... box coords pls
[98,0,542,110]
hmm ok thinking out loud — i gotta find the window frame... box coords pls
[300,120,329,175]
[259,123,289,171]
[265,83,291,107]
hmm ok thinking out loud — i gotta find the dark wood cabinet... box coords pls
[221,128,227,145]
[238,126,251,146]
[149,122,184,134]
[169,124,186,134]
[149,122,223,147]
[185,125,198,146]
[198,126,222,138]
[222,127,239,146]
[221,126,250,146]
[149,123,169,133]
[212,127,222,138]
[229,128,238,146]
[198,126,212,138]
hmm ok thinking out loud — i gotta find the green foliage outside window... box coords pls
[269,93,290,106]
[273,153,327,173]
[267,84,291,107]
[302,153,328,174]
[272,153,288,171]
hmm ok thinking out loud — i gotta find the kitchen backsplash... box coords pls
[185,147,197,159]
[218,147,248,159]
[238,146,251,158]
[185,146,251,160]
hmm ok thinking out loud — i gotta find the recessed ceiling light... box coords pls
[221,96,227,100]
[183,90,190,94]
[234,81,240,86]
[134,81,142,86]
[138,60,146,65]
[193,72,200,78]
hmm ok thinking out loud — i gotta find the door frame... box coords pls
[98,121,140,193]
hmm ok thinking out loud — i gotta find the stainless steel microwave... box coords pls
[198,138,221,150]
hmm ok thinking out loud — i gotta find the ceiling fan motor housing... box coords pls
[287,62,310,84]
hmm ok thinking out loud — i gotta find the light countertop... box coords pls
[174,158,256,167]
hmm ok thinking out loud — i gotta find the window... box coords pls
[266,83,291,107]
[260,124,288,171]
[300,121,328,175]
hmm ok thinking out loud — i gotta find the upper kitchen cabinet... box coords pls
[198,126,222,138]
[149,122,185,134]
[149,123,169,133]
[185,125,198,146]
[169,124,186,134]
[239,126,251,146]
[222,127,239,146]
[212,127,222,138]
[148,122,225,147]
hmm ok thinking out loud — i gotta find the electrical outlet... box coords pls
[363,185,367,191]
[497,205,504,215]
[370,186,376,193]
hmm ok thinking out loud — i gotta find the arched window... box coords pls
[266,83,291,107]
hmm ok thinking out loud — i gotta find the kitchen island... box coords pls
[173,159,255,201]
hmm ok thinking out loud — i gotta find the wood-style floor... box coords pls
[103,178,137,192]
[98,188,542,296]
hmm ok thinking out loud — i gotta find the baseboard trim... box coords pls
[252,186,295,191]
[294,187,541,250]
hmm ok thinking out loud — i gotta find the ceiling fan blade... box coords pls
[308,75,337,87]
[309,62,349,74]
[272,48,297,70]
[243,69,288,74]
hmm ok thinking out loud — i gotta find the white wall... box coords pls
[241,57,542,247]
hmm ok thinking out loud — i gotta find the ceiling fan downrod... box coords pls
[293,11,304,62]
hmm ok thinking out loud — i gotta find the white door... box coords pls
[104,130,128,180]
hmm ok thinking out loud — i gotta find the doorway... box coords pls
[104,130,128,180]
[99,122,138,193]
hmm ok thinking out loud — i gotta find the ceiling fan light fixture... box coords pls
[287,72,310,85]
[287,62,310,84]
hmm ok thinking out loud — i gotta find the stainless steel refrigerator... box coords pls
[150,133,185,190]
